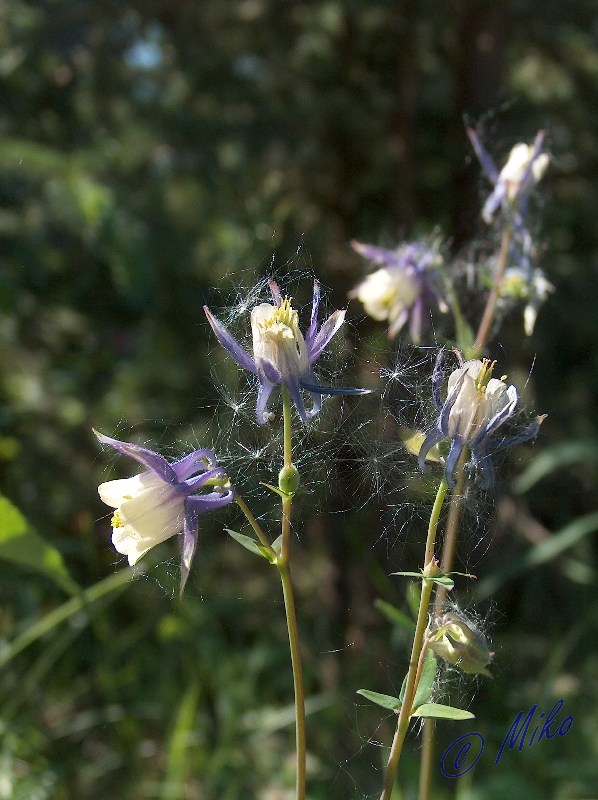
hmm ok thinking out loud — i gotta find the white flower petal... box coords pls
[98,472,164,508]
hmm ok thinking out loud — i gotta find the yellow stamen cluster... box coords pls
[475,359,498,396]
[263,297,298,331]
[111,510,124,529]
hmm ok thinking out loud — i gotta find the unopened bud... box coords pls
[428,611,492,677]
[278,464,300,496]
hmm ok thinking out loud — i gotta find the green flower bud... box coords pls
[278,464,300,496]
[428,612,493,678]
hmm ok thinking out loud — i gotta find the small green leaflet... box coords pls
[224,528,276,563]
[356,690,401,712]
[359,651,438,715]
[410,703,475,721]
[392,570,476,590]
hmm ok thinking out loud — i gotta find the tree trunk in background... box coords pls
[391,0,419,235]
[450,0,508,250]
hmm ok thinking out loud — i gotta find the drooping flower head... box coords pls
[204,279,370,424]
[418,352,544,488]
[95,431,234,596]
[467,128,549,227]
[350,239,448,342]
[428,611,493,678]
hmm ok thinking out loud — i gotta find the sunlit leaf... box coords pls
[411,703,474,721]
[0,495,78,595]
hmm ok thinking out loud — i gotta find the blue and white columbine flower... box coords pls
[418,354,543,488]
[350,239,448,342]
[95,431,234,595]
[204,280,369,424]
[466,128,549,226]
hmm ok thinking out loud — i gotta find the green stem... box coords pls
[379,479,448,800]
[277,386,307,800]
[474,224,512,355]
[418,720,435,800]
[418,233,510,800]
[234,493,275,555]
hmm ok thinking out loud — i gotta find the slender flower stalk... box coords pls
[379,479,448,800]
[474,225,512,353]
[277,386,306,800]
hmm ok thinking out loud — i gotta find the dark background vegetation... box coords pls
[1,1,598,798]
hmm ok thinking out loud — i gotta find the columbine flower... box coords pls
[350,239,448,342]
[428,611,493,678]
[500,266,554,336]
[204,280,369,424]
[467,128,549,226]
[418,353,544,488]
[95,431,234,596]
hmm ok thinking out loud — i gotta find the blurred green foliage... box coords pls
[1,0,598,797]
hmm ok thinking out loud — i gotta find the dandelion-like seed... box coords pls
[204,279,370,424]
[95,430,234,596]
[418,352,544,488]
[350,239,448,342]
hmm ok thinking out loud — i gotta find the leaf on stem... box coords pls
[398,650,437,710]
[356,690,402,712]
[224,528,276,563]
[410,703,475,721]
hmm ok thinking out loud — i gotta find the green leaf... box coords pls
[454,317,476,359]
[411,703,475,721]
[513,439,598,494]
[413,651,437,710]
[433,575,455,589]
[392,570,424,579]
[224,528,275,563]
[397,650,437,710]
[271,534,283,556]
[406,581,421,619]
[392,571,455,590]
[0,495,78,595]
[259,482,292,500]
[356,689,401,712]
[374,599,415,630]
[476,510,598,600]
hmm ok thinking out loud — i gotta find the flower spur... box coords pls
[204,279,370,424]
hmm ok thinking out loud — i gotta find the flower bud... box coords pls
[428,612,492,677]
[278,464,300,496]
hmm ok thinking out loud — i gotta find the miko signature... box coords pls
[440,698,574,778]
